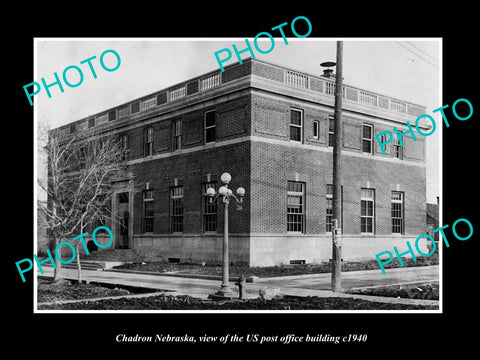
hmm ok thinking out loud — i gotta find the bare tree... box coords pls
[37,122,127,282]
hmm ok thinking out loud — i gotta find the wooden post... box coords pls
[331,41,343,292]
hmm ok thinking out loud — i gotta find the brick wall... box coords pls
[98,86,427,265]
[222,61,252,83]
[343,119,362,151]
[252,61,284,82]
[124,95,252,162]
[252,96,289,140]
[217,95,251,140]
[129,137,251,237]
[250,140,426,236]
[251,93,425,160]
[249,93,427,238]
[120,91,254,264]
[50,59,430,266]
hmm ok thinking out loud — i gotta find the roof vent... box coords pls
[320,61,336,78]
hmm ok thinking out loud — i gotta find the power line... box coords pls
[396,41,438,68]
[395,41,438,69]
[405,41,438,63]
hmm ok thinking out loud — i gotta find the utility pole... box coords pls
[331,40,343,292]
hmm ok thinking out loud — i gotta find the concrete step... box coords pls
[40,260,105,271]
[36,249,142,272]
[41,259,131,271]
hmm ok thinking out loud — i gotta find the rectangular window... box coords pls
[143,189,154,233]
[393,137,404,159]
[108,110,116,121]
[287,181,305,233]
[362,124,373,154]
[77,145,86,169]
[204,110,216,143]
[119,192,129,203]
[170,186,184,233]
[202,182,217,232]
[326,184,333,232]
[313,120,319,139]
[290,109,303,142]
[391,191,405,234]
[121,134,128,161]
[361,188,375,233]
[131,101,140,114]
[70,124,76,134]
[173,120,182,151]
[379,133,387,154]
[144,127,153,156]
[328,115,335,147]
[88,117,95,128]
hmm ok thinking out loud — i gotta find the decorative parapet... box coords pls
[249,59,426,118]
[57,58,426,136]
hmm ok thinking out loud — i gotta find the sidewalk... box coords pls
[37,265,440,307]
[257,265,440,290]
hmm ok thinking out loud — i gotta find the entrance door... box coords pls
[117,192,130,249]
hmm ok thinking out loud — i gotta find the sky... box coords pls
[35,38,441,202]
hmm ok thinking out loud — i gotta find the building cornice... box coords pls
[53,58,429,138]
[126,135,426,168]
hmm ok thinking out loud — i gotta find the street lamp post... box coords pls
[206,172,245,299]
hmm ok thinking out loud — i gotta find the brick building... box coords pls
[52,58,430,266]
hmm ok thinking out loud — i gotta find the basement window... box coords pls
[289,260,306,265]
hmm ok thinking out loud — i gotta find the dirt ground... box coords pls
[37,278,156,303]
[112,253,439,278]
[37,279,438,311]
[37,293,438,310]
[348,282,439,300]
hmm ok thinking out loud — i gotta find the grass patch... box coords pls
[112,251,439,278]
[348,282,439,300]
[37,293,438,311]
[37,278,158,303]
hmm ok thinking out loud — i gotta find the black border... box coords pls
[7,5,478,355]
